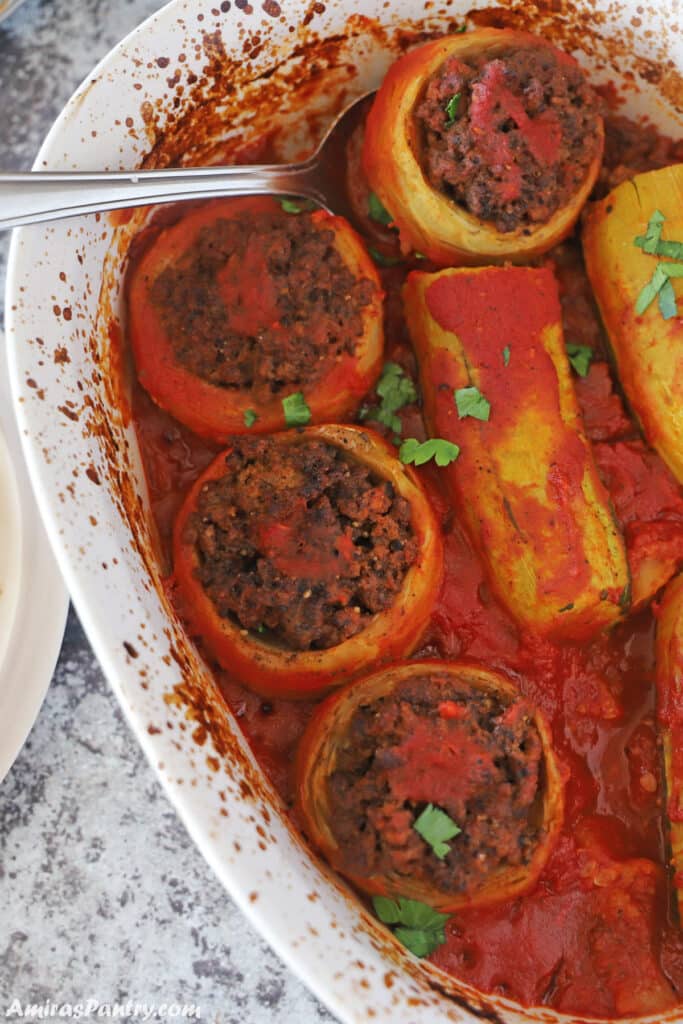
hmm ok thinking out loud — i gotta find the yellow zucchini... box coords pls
[403,264,630,639]
[583,164,683,484]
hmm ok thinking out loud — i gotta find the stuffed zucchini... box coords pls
[363,29,603,265]
[583,164,683,484]
[403,264,630,638]
[296,660,565,911]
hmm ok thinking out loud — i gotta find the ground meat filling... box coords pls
[326,676,544,894]
[185,438,418,651]
[149,211,377,400]
[414,46,602,232]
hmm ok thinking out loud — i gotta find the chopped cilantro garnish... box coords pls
[566,343,593,378]
[637,238,683,259]
[455,385,491,421]
[444,92,461,125]
[243,408,258,428]
[637,209,665,255]
[368,246,403,268]
[394,927,444,958]
[282,391,311,427]
[503,345,511,367]
[363,362,417,434]
[633,210,683,257]
[368,192,393,227]
[413,804,461,859]
[633,212,683,319]
[635,263,669,315]
[278,197,315,214]
[372,896,450,958]
[659,277,678,320]
[399,437,460,468]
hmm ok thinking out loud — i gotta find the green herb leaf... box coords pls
[278,197,316,214]
[633,211,683,258]
[635,263,669,315]
[455,385,491,421]
[372,896,450,958]
[455,22,467,32]
[659,277,678,320]
[635,237,683,259]
[635,277,661,316]
[444,92,461,125]
[566,343,593,378]
[413,804,462,859]
[377,362,417,407]
[399,437,460,468]
[243,408,258,428]
[639,209,665,255]
[363,362,417,434]
[282,391,312,427]
[394,927,446,958]
[368,246,403,268]
[503,345,510,367]
[398,899,446,930]
[372,896,402,925]
[632,212,683,319]
[368,192,393,227]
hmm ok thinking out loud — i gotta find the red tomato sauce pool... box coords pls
[128,109,683,1017]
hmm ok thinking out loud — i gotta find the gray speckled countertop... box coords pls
[0,3,334,1020]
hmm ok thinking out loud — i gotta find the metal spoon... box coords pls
[0,91,372,231]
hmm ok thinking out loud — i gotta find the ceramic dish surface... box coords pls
[5,0,683,1021]
[0,329,68,784]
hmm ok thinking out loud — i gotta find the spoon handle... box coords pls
[0,162,326,230]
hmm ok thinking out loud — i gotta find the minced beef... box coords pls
[414,46,602,232]
[326,675,544,894]
[149,209,377,401]
[184,437,418,650]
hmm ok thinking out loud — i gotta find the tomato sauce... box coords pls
[128,104,683,1017]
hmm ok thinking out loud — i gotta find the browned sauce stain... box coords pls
[58,405,80,422]
[108,208,137,228]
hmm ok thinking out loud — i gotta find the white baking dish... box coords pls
[5,0,683,1020]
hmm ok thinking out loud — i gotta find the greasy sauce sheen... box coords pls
[130,103,683,1016]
